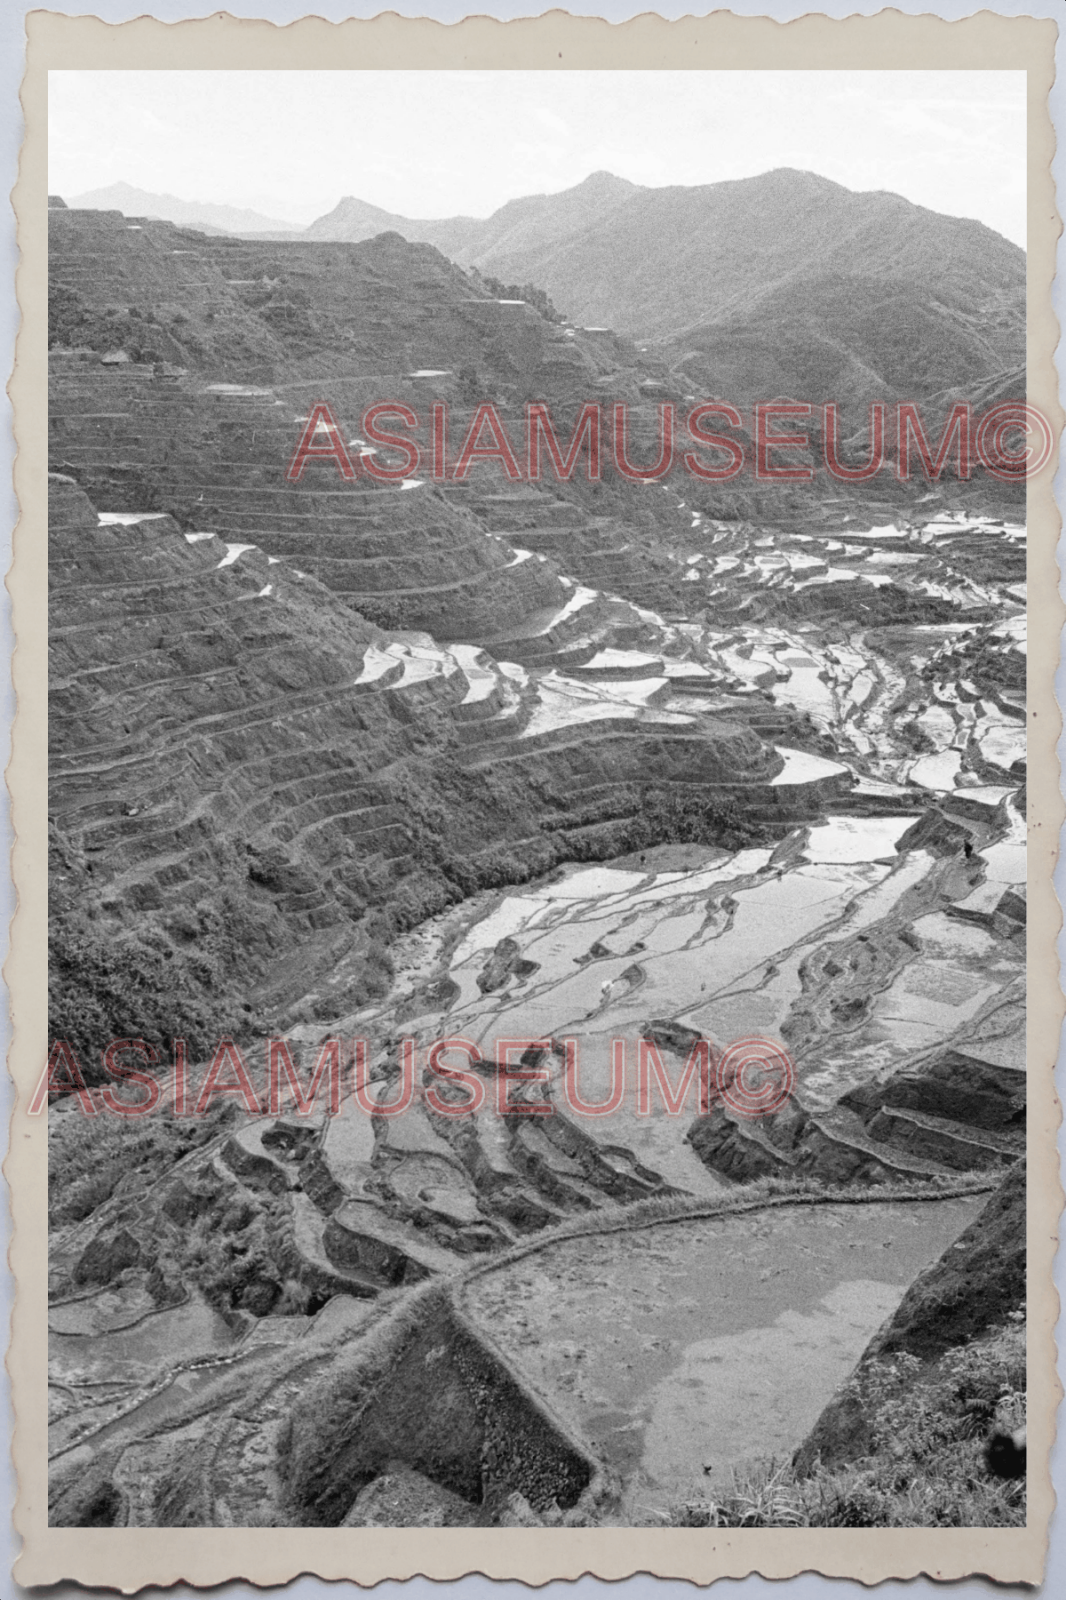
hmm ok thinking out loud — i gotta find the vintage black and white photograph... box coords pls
[43,64,1031,1533]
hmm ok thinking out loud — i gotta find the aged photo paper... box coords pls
[8,5,1063,1590]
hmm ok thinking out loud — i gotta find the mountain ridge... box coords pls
[65,180,299,236]
[61,170,1025,387]
[297,168,1028,400]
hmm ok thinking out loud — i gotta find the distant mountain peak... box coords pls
[65,181,298,235]
[732,166,850,195]
[578,170,637,188]
[301,167,1023,371]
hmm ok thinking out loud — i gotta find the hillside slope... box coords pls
[304,169,1024,394]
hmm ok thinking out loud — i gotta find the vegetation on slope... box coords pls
[48,1099,239,1229]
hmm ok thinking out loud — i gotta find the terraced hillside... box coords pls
[50,472,784,1052]
[48,785,1026,1525]
[48,197,1027,1529]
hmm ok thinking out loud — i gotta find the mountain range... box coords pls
[65,181,298,236]
[63,169,1025,404]
[309,170,1021,339]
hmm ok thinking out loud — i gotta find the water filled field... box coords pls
[463,1193,985,1519]
[362,800,1023,1132]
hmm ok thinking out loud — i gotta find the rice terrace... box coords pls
[44,66,1030,1532]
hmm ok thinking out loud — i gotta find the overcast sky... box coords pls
[49,70,1027,245]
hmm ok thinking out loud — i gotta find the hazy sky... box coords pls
[49,70,1027,245]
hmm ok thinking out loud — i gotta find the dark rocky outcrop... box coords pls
[219,1137,290,1197]
[322,1213,430,1289]
[869,1157,1026,1360]
[839,1051,1025,1142]
[477,937,539,993]
[641,1019,705,1057]
[161,1176,224,1226]
[294,1150,347,1216]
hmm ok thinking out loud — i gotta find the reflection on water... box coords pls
[386,804,1022,1126]
[640,1277,902,1499]
[803,815,919,864]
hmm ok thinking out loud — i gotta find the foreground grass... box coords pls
[669,1319,1026,1528]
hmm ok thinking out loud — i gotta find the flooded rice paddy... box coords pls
[463,1193,984,1518]
[368,799,1024,1142]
